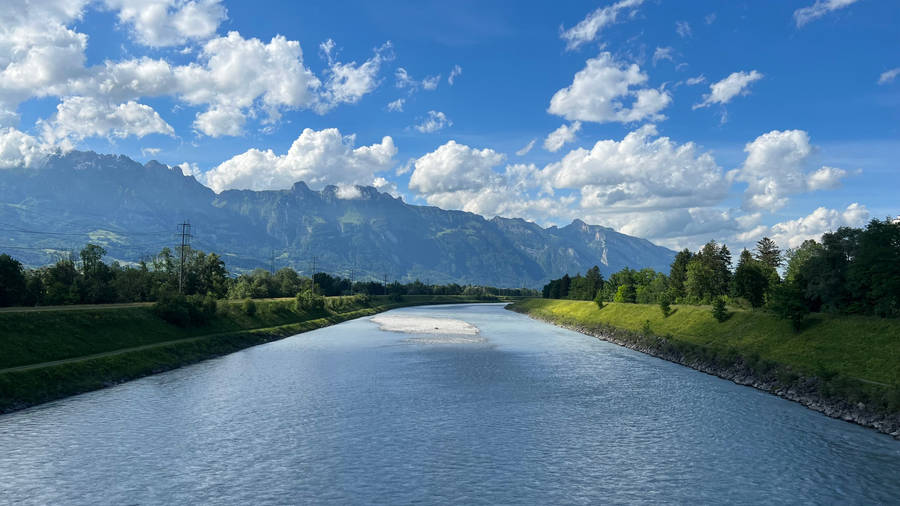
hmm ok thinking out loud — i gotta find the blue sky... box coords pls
[1,0,898,251]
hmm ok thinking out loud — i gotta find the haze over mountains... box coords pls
[0,151,675,286]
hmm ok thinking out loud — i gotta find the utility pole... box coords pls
[177,220,192,294]
[348,266,355,295]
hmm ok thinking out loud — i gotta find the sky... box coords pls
[0,0,898,252]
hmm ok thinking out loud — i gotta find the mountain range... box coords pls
[0,151,676,287]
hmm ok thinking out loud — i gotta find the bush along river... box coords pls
[1,303,898,504]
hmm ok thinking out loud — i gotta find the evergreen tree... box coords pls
[755,237,783,269]
[711,297,728,322]
[733,249,769,307]
[668,249,693,300]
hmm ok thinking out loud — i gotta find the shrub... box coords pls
[153,292,216,327]
[659,293,672,317]
[712,297,728,322]
[769,283,810,332]
[641,319,652,335]
[593,290,605,309]
[242,298,257,316]
[294,289,324,312]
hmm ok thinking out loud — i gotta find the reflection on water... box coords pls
[0,303,898,504]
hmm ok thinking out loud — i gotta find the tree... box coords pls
[846,219,900,316]
[755,237,783,270]
[659,293,672,317]
[0,254,27,307]
[769,283,810,331]
[668,249,693,301]
[733,249,769,308]
[614,284,636,303]
[711,297,728,322]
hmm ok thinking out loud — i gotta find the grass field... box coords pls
[0,294,494,412]
[511,299,900,387]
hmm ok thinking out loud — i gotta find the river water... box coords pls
[1,303,898,504]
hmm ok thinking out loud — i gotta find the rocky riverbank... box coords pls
[508,304,900,440]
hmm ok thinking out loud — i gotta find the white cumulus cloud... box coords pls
[204,127,397,192]
[548,52,671,124]
[40,96,175,146]
[102,0,227,47]
[0,127,54,168]
[544,122,581,152]
[694,70,763,109]
[769,203,869,248]
[735,129,849,211]
[542,124,728,212]
[414,111,451,133]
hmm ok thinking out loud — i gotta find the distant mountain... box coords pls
[0,151,676,286]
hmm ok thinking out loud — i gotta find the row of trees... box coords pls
[0,246,228,306]
[541,219,900,319]
[0,244,537,307]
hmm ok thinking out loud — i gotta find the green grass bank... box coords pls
[0,295,495,413]
[509,299,900,437]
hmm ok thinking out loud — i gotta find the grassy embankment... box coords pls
[0,295,496,413]
[510,299,900,416]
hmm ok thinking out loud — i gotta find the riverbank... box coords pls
[508,299,900,439]
[0,295,497,413]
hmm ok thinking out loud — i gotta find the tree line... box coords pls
[0,244,538,308]
[542,218,900,324]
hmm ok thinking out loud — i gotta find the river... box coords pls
[1,303,898,504]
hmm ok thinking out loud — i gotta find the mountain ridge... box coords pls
[0,151,676,286]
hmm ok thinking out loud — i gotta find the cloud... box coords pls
[542,124,728,212]
[409,142,568,221]
[141,147,161,156]
[769,203,869,248]
[448,65,462,85]
[0,127,53,168]
[102,0,227,47]
[203,127,397,192]
[685,75,706,86]
[694,70,763,109]
[705,13,717,24]
[652,47,674,66]
[0,4,90,124]
[177,161,202,177]
[561,0,644,51]
[735,129,849,211]
[409,140,505,194]
[387,98,405,112]
[794,0,860,27]
[317,41,393,113]
[395,67,440,92]
[40,96,175,146]
[414,111,452,133]
[675,21,692,38]
[422,75,440,91]
[878,68,900,85]
[371,176,398,196]
[548,52,671,124]
[516,139,536,156]
[544,122,581,152]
